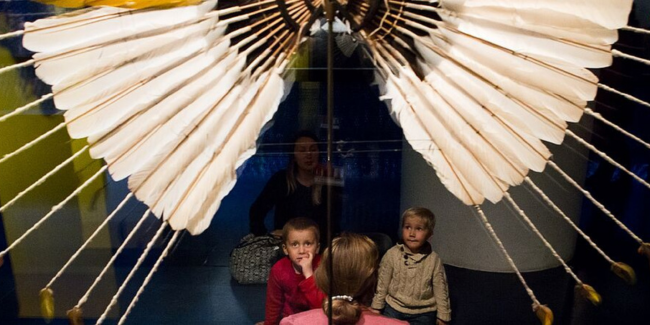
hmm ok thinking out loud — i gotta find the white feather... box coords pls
[438,11,612,68]
[441,0,633,30]
[22,1,217,53]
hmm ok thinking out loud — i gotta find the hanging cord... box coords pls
[622,25,650,35]
[0,145,89,213]
[74,209,152,308]
[96,221,169,324]
[0,165,107,259]
[547,161,643,244]
[612,49,650,66]
[473,205,542,310]
[117,230,181,325]
[0,29,24,41]
[597,83,650,110]
[565,130,650,191]
[0,93,54,123]
[584,108,650,150]
[0,122,66,165]
[523,177,615,265]
[0,59,35,77]
[503,193,582,284]
[44,193,134,290]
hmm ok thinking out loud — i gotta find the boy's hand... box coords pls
[255,322,264,325]
[436,319,448,325]
[299,252,315,278]
[370,308,381,314]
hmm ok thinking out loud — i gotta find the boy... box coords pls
[371,207,451,325]
[260,217,322,325]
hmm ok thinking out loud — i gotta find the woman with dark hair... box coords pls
[249,131,340,245]
[280,233,407,325]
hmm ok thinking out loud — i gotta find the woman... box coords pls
[249,131,340,245]
[280,233,407,325]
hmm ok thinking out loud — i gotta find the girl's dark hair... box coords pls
[315,233,378,325]
[286,130,322,204]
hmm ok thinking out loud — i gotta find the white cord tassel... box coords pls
[0,59,34,77]
[523,177,616,265]
[622,25,650,35]
[584,108,650,150]
[117,230,181,325]
[598,83,650,109]
[0,29,24,41]
[473,205,542,309]
[0,166,107,259]
[547,161,643,244]
[612,49,650,66]
[0,122,66,165]
[566,129,650,191]
[75,209,152,307]
[503,193,582,284]
[96,221,169,325]
[44,193,134,289]
[0,93,54,123]
[0,145,88,213]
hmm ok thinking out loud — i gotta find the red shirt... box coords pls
[264,255,323,325]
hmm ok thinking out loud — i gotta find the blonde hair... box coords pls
[315,233,378,325]
[401,207,436,235]
[286,131,322,205]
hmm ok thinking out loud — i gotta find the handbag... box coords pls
[229,233,283,284]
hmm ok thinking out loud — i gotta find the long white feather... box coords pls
[381,74,484,205]
[122,54,246,187]
[22,1,217,53]
[438,11,612,68]
[441,0,634,30]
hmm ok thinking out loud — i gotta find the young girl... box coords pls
[371,207,451,325]
[280,233,408,325]
[260,218,323,325]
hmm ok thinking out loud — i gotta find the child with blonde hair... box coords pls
[281,233,407,325]
[371,207,451,325]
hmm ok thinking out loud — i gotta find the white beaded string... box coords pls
[584,108,650,150]
[117,230,182,325]
[0,145,89,213]
[597,83,650,110]
[0,166,107,259]
[523,177,616,265]
[0,122,66,165]
[0,93,54,123]
[503,193,582,284]
[44,193,134,289]
[96,221,169,324]
[566,129,650,191]
[547,161,643,244]
[75,209,152,307]
[612,49,650,66]
[473,205,541,309]
[0,59,35,77]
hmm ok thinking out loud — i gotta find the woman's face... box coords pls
[294,136,319,172]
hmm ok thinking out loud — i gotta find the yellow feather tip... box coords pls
[534,304,554,325]
[39,288,55,322]
[67,306,84,325]
[576,284,602,306]
[611,262,637,285]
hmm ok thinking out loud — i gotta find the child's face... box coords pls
[402,216,431,253]
[282,228,320,272]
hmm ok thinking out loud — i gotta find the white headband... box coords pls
[331,295,354,302]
